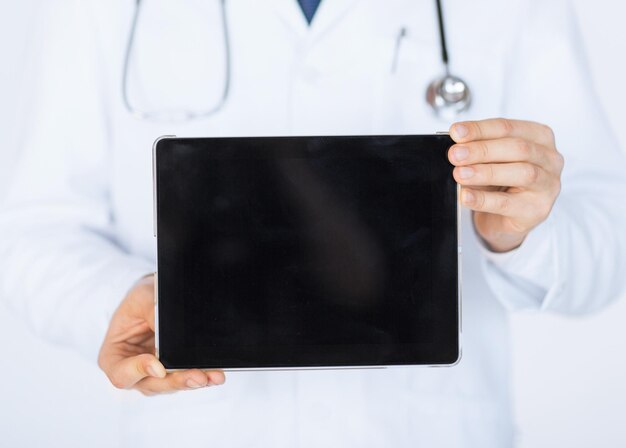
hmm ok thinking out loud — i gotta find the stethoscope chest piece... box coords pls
[426,74,472,120]
[427,0,472,120]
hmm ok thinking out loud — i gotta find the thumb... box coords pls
[107,353,166,389]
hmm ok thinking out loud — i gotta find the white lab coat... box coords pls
[1,0,625,446]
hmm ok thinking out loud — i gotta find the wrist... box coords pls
[481,233,526,253]
[473,212,527,253]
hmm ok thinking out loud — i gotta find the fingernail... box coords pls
[453,124,469,139]
[186,379,203,389]
[458,167,474,179]
[206,372,225,386]
[462,189,475,205]
[453,146,469,162]
[147,363,166,378]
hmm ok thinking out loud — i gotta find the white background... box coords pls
[0,1,625,446]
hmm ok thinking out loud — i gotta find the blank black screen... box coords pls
[155,135,459,369]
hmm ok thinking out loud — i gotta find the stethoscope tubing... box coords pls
[122,0,231,122]
[121,0,470,121]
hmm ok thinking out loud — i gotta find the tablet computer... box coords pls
[154,135,460,370]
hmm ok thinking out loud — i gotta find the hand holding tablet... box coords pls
[98,275,226,394]
[153,135,460,370]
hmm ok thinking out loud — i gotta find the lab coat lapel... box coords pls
[268,0,362,40]
[310,0,362,38]
[267,0,309,36]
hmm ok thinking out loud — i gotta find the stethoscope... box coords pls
[426,0,472,119]
[122,0,231,122]
[122,0,471,122]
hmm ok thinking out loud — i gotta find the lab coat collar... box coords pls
[269,0,362,40]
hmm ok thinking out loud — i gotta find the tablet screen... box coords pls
[155,135,459,369]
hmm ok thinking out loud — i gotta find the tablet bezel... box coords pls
[153,134,462,371]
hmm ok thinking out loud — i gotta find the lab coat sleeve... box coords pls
[479,0,626,314]
[0,1,154,360]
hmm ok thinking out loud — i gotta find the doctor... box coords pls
[1,0,625,447]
